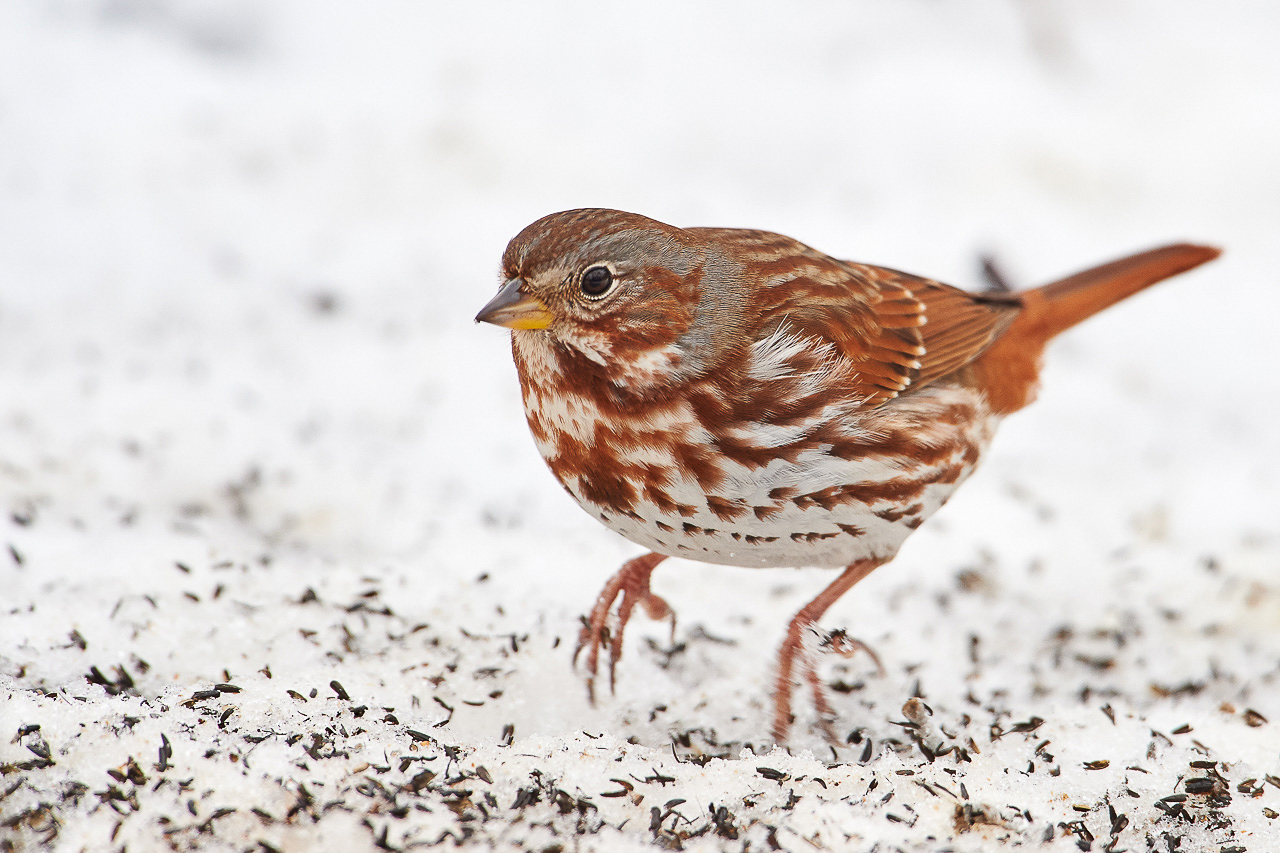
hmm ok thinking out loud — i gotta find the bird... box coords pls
[474,208,1219,742]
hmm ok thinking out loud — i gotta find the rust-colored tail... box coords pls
[973,243,1221,414]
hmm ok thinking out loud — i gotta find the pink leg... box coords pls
[573,552,671,702]
[773,558,885,743]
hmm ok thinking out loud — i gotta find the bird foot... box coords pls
[770,558,885,744]
[573,552,671,703]
[773,621,882,744]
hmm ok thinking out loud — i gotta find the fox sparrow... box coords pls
[475,208,1219,742]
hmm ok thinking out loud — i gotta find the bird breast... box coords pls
[513,330,1000,569]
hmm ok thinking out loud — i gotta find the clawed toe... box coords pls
[573,552,670,703]
[775,621,882,744]
[823,628,885,676]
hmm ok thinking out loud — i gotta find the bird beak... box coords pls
[474,278,553,330]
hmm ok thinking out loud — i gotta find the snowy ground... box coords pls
[2,2,1278,851]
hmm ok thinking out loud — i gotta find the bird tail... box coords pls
[973,243,1221,414]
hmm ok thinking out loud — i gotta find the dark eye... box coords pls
[580,266,614,299]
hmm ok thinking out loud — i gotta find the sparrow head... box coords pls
[477,209,734,388]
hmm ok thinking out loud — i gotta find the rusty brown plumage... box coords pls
[476,208,1220,742]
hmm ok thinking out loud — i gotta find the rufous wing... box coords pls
[776,261,1022,408]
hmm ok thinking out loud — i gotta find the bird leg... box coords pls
[573,552,671,702]
[773,558,885,743]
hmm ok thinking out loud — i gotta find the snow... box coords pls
[2,1,1278,851]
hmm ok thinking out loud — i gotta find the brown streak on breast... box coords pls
[714,438,808,469]
[793,486,847,512]
[833,478,929,506]
[829,429,959,468]
[706,495,750,521]
[643,483,679,515]
[875,502,924,522]
[754,391,832,430]
[753,504,784,521]
[843,463,964,509]
[544,427,640,516]
[790,531,841,542]
[573,472,639,516]
[687,385,734,429]
[792,479,926,512]
[921,462,966,487]
[672,440,725,492]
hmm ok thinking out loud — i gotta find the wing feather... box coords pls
[748,253,1022,408]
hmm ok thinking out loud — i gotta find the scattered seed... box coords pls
[601,778,633,798]
[149,734,171,773]
[1185,778,1217,795]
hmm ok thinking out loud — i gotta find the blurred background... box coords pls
[2,3,1277,847]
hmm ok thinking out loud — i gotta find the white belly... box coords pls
[598,454,976,568]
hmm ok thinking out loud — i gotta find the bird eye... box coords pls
[579,266,614,299]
